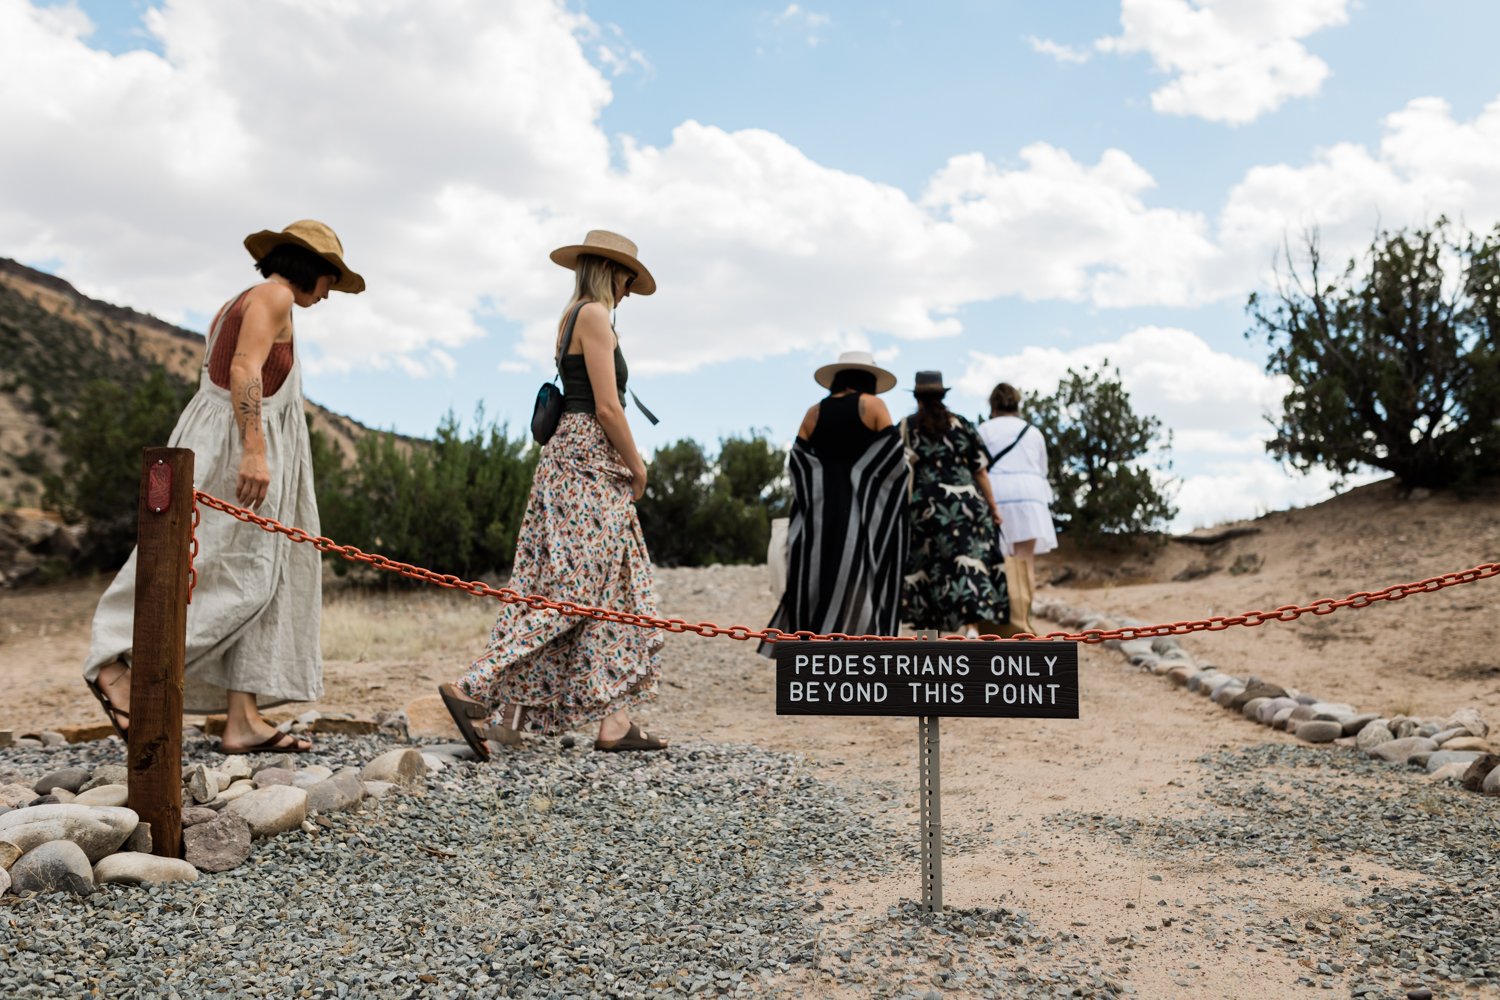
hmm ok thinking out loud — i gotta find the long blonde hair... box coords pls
[560,254,626,329]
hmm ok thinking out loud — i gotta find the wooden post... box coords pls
[128,447,193,859]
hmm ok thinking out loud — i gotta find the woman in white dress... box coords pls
[83,220,363,754]
[976,382,1056,635]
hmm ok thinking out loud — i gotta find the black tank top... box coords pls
[807,393,880,465]
[560,345,627,414]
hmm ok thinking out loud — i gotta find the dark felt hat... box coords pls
[912,370,948,395]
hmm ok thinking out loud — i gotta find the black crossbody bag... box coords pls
[986,422,1032,471]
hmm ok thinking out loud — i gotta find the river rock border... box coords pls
[1034,597,1500,798]
[0,734,472,898]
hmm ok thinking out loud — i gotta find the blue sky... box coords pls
[7,0,1500,528]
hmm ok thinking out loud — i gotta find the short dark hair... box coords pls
[255,243,341,294]
[829,369,877,395]
[989,382,1021,415]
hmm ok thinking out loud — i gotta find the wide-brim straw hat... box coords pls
[243,219,365,294]
[814,350,898,394]
[549,229,656,295]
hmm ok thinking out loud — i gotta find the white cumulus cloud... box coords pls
[1095,0,1352,125]
[1026,35,1091,65]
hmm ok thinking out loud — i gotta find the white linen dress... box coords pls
[977,414,1058,557]
[82,291,322,712]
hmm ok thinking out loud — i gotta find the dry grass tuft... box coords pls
[321,586,496,663]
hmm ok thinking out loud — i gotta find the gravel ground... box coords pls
[1,734,1128,1000]
[4,731,1497,997]
[1049,743,1499,999]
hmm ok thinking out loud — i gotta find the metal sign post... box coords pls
[915,629,942,912]
[774,636,1079,915]
[918,713,942,911]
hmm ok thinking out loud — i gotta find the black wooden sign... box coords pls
[773,641,1079,719]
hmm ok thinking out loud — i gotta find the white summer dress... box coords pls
[977,414,1057,557]
[82,288,323,712]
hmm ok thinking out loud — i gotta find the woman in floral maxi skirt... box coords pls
[439,231,667,759]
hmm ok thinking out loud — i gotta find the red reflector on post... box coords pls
[147,460,172,513]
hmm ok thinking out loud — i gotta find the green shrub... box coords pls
[1025,364,1176,543]
[1248,220,1500,488]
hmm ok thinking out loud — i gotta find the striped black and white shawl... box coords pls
[761,428,909,653]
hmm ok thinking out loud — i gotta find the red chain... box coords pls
[192,490,1499,644]
[187,503,200,604]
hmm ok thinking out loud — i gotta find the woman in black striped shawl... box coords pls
[763,351,910,652]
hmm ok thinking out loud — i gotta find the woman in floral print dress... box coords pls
[439,231,667,759]
[899,371,1009,636]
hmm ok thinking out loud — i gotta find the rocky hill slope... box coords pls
[0,257,370,507]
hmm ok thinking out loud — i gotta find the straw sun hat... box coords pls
[814,350,897,394]
[242,219,365,294]
[549,229,656,295]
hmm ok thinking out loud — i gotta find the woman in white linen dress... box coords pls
[976,382,1056,635]
[82,220,363,754]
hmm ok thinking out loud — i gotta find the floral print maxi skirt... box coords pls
[456,413,663,734]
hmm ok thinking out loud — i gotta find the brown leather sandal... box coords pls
[593,722,668,753]
[85,674,130,740]
[438,683,492,762]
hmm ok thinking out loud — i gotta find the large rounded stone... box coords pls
[1230,682,1287,711]
[1212,684,1247,708]
[0,864,9,895]
[9,840,94,896]
[0,784,34,810]
[1340,712,1382,736]
[183,812,252,873]
[1272,706,1296,730]
[290,765,335,789]
[226,785,306,837]
[72,784,128,807]
[1369,737,1439,765]
[1425,750,1484,773]
[1355,721,1395,751]
[1460,754,1500,793]
[94,853,198,885]
[1484,764,1500,796]
[1288,704,1319,725]
[1295,720,1343,744]
[33,768,91,795]
[1441,736,1490,752]
[79,764,129,792]
[1240,697,1270,721]
[1445,707,1488,739]
[360,748,426,788]
[181,806,219,829]
[304,769,365,815]
[251,768,295,788]
[0,804,139,862]
[1257,697,1298,725]
[188,764,219,804]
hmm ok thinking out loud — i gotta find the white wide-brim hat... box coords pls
[814,350,897,394]
[549,229,656,295]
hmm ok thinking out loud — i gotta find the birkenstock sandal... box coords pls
[593,722,668,753]
[85,674,130,740]
[438,683,492,762]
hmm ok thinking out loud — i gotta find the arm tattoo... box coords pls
[235,377,263,442]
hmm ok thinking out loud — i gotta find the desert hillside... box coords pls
[0,258,372,506]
